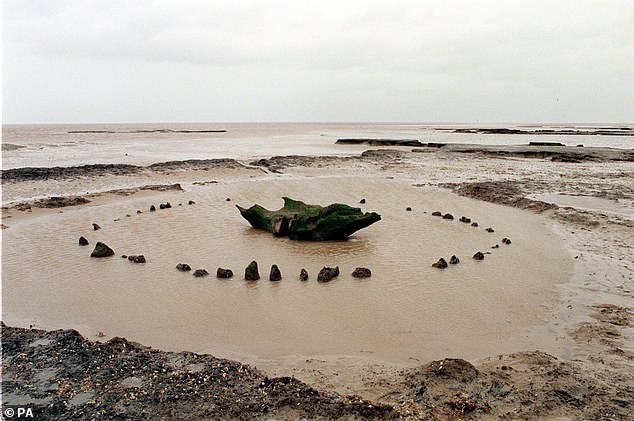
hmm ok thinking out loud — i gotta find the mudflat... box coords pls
[2,139,632,419]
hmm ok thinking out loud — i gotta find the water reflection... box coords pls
[239,228,375,259]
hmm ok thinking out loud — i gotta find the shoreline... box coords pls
[2,144,632,419]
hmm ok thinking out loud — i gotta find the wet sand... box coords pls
[2,143,632,419]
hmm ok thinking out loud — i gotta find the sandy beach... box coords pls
[1,125,633,419]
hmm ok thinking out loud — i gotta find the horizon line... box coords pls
[3,121,632,127]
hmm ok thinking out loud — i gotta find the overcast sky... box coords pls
[3,1,633,124]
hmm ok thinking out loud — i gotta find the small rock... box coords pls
[431,211,442,216]
[473,251,485,260]
[492,244,499,249]
[502,237,512,244]
[90,242,114,258]
[92,223,101,230]
[128,255,146,263]
[269,264,282,281]
[136,210,142,214]
[449,255,460,265]
[359,198,366,204]
[406,207,412,211]
[485,227,495,233]
[121,255,127,259]
[245,261,260,281]
[459,216,471,223]
[193,269,209,277]
[432,258,448,269]
[226,198,231,202]
[188,200,195,205]
[79,236,89,246]
[442,213,454,220]
[176,263,191,272]
[471,222,479,227]
[352,267,372,278]
[317,266,340,283]
[150,205,156,211]
[216,268,234,278]
[300,268,309,281]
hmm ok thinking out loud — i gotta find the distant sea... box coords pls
[2,122,632,170]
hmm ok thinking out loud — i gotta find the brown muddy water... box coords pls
[2,176,572,364]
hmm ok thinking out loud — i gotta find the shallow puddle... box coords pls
[2,176,572,363]
[531,193,634,216]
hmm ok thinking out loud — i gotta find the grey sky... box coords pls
[3,1,633,124]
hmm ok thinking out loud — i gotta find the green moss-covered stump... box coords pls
[236,197,381,241]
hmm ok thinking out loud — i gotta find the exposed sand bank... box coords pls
[3,318,631,420]
[2,144,632,419]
